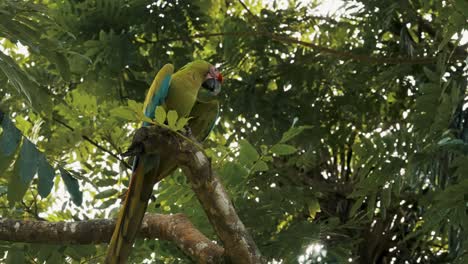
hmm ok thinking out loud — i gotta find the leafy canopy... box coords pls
[0,0,467,263]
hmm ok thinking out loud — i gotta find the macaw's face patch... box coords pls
[202,65,222,95]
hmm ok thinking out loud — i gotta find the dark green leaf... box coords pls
[238,139,259,166]
[17,139,39,184]
[95,178,118,187]
[270,144,297,156]
[280,125,312,143]
[95,189,118,199]
[6,248,25,264]
[0,116,22,157]
[60,168,83,206]
[0,51,52,115]
[251,160,269,172]
[37,154,56,198]
[51,52,71,81]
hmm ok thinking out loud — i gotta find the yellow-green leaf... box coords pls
[175,117,191,131]
[167,110,178,129]
[155,106,166,124]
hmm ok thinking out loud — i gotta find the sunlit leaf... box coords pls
[167,110,178,129]
[155,106,166,124]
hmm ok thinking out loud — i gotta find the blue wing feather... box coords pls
[143,75,171,126]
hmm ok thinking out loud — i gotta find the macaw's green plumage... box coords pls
[105,60,222,264]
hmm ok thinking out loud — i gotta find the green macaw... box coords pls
[105,60,222,264]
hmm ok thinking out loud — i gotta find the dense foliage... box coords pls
[0,0,467,263]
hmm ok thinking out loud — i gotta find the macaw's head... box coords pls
[201,63,223,96]
[180,60,223,96]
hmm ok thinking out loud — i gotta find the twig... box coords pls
[52,117,131,169]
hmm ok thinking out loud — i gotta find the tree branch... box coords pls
[123,125,265,263]
[178,147,265,263]
[0,214,224,263]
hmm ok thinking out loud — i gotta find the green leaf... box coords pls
[37,155,56,198]
[349,196,365,217]
[65,245,96,260]
[167,110,178,129]
[17,139,39,184]
[95,178,117,187]
[280,125,312,143]
[110,107,137,122]
[251,160,269,172]
[270,144,297,155]
[127,99,143,114]
[220,162,249,182]
[307,198,321,220]
[0,51,52,115]
[238,139,259,166]
[382,187,392,215]
[423,67,439,82]
[175,117,191,131]
[0,116,22,157]
[96,198,117,209]
[6,248,25,264]
[7,165,30,205]
[155,106,166,124]
[95,189,118,199]
[52,51,71,81]
[141,115,154,125]
[60,168,83,206]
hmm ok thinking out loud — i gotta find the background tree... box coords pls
[0,0,467,263]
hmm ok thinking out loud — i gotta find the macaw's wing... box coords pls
[142,64,174,126]
[188,99,220,142]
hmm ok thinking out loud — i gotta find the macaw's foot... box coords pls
[184,126,193,138]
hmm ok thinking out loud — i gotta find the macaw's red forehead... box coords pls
[208,65,223,83]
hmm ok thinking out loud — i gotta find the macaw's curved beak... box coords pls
[202,78,222,95]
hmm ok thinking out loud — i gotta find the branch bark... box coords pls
[125,126,265,263]
[0,214,224,263]
[178,144,265,263]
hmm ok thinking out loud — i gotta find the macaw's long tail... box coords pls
[105,156,159,264]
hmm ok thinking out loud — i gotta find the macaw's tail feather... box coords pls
[105,156,160,264]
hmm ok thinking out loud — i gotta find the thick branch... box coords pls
[178,144,265,263]
[125,126,264,263]
[0,214,223,263]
